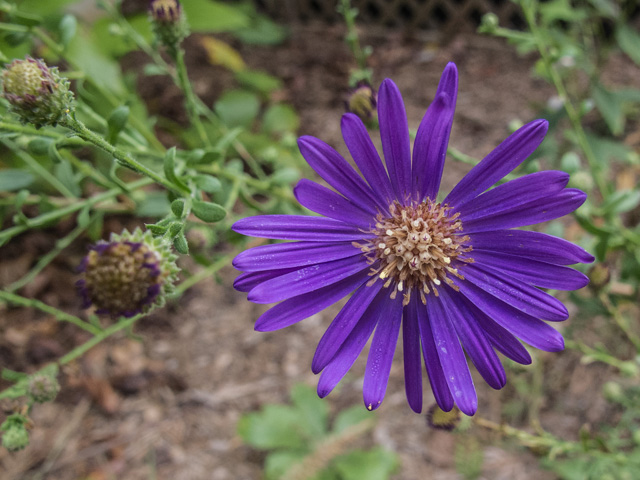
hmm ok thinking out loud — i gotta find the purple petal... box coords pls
[254,270,370,331]
[471,251,589,290]
[426,293,478,415]
[412,62,458,201]
[456,279,565,352]
[468,230,594,265]
[298,136,386,213]
[248,255,369,304]
[445,119,549,208]
[363,294,403,411]
[233,241,361,272]
[317,289,390,398]
[233,268,298,292]
[458,171,569,220]
[414,298,454,411]
[461,263,569,321]
[312,280,384,374]
[438,288,506,390]
[233,215,373,242]
[293,179,375,229]
[378,79,412,201]
[402,301,423,413]
[462,188,587,233]
[341,113,395,205]
[464,299,532,365]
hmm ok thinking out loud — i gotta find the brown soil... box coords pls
[1,19,635,480]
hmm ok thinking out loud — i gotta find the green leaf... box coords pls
[333,405,372,434]
[191,200,226,223]
[615,23,640,66]
[265,450,306,480]
[214,90,260,128]
[333,448,399,480]
[193,174,222,194]
[183,0,250,32]
[59,14,77,49]
[107,105,130,144]
[0,170,34,192]
[235,70,283,94]
[599,190,640,215]
[592,83,624,136]
[135,191,170,217]
[91,15,153,58]
[163,147,189,192]
[237,404,308,449]
[170,199,186,218]
[262,104,300,135]
[66,26,125,95]
[173,231,189,254]
[11,0,77,17]
[290,384,329,437]
[53,160,81,197]
[232,16,289,45]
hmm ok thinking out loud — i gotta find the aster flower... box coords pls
[232,63,593,415]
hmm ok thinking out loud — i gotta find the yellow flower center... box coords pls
[357,200,472,306]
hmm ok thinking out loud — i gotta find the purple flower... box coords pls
[232,63,594,415]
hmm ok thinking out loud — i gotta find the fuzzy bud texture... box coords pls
[345,81,377,121]
[28,374,60,403]
[1,414,29,452]
[2,57,74,128]
[149,0,189,52]
[77,229,179,318]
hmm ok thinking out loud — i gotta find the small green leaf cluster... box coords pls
[237,384,399,480]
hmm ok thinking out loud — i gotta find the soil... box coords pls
[1,16,637,480]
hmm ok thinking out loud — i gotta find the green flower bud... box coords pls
[28,373,60,403]
[149,0,189,55]
[77,228,179,318]
[1,414,29,452]
[2,57,74,129]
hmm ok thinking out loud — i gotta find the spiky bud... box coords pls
[345,81,377,121]
[77,229,179,318]
[27,373,60,404]
[1,57,74,129]
[149,0,189,55]
[1,414,29,452]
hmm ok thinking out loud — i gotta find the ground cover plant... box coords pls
[0,0,639,478]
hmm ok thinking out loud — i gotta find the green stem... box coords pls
[172,253,234,296]
[0,178,151,244]
[521,0,608,198]
[5,215,98,293]
[599,292,640,352]
[0,291,102,336]
[173,47,212,148]
[0,138,76,198]
[60,116,186,195]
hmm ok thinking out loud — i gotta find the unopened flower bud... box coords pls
[149,0,189,54]
[426,403,461,431]
[345,81,377,121]
[28,374,60,403]
[77,228,179,318]
[1,414,29,452]
[2,57,74,129]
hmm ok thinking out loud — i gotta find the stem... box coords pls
[598,292,640,352]
[0,291,102,336]
[172,253,234,296]
[0,178,151,244]
[174,47,212,148]
[521,0,608,198]
[60,116,186,195]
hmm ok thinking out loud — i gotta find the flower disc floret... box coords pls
[2,57,74,128]
[359,200,471,306]
[77,229,178,318]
